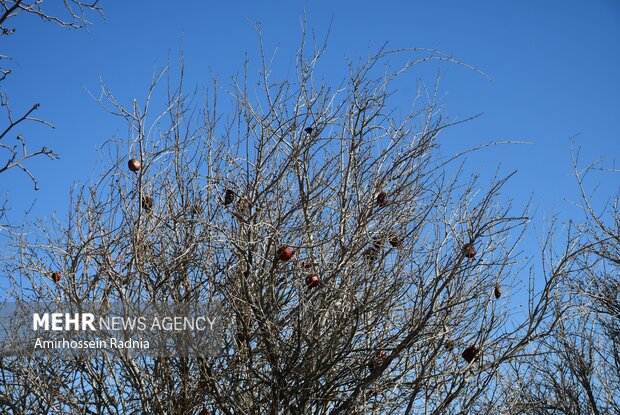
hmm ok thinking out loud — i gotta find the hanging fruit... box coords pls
[462,345,479,363]
[224,189,235,206]
[494,283,502,299]
[388,233,402,247]
[463,243,476,259]
[376,191,388,207]
[128,159,141,173]
[306,274,321,289]
[141,195,153,212]
[50,271,62,283]
[304,126,313,134]
[277,245,294,261]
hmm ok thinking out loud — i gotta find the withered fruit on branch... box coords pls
[50,271,62,283]
[462,345,479,363]
[224,189,235,206]
[494,283,502,299]
[376,191,388,207]
[306,274,321,289]
[277,245,294,261]
[127,158,141,173]
[463,243,476,259]
[388,232,402,247]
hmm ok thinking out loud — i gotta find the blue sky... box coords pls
[2,0,619,242]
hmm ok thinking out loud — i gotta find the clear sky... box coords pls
[2,0,619,247]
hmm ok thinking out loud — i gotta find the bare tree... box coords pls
[0,0,103,229]
[0,0,102,33]
[0,30,581,415]
[496,145,619,415]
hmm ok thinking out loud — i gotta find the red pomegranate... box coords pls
[463,243,476,259]
[277,245,294,261]
[376,191,388,207]
[50,272,62,283]
[128,159,141,173]
[224,189,235,206]
[494,283,502,299]
[389,233,402,247]
[306,274,321,289]
[462,345,479,363]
